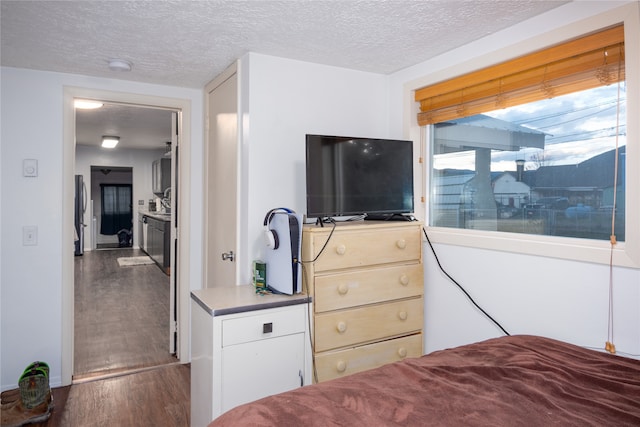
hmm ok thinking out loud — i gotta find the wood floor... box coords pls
[32,364,190,427]
[74,248,177,379]
[22,248,193,426]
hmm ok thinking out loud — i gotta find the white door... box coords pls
[205,66,238,287]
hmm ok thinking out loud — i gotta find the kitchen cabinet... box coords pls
[147,216,170,273]
[139,212,170,274]
[190,285,311,425]
[152,158,171,196]
[302,220,424,382]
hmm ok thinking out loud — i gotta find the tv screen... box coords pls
[305,134,414,218]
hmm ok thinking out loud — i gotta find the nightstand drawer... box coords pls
[314,297,423,352]
[222,305,306,347]
[315,334,423,382]
[311,226,421,272]
[314,263,423,313]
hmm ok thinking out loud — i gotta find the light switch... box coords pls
[23,159,38,177]
[23,226,38,246]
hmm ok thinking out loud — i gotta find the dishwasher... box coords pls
[140,215,149,254]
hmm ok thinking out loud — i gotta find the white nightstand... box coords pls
[190,285,312,426]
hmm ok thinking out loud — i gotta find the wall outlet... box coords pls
[138,199,145,205]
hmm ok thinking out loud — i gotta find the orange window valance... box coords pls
[415,24,625,126]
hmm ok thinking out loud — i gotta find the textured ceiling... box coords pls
[75,103,173,150]
[1,0,569,151]
[1,0,569,88]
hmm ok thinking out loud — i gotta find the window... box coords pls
[418,25,626,242]
[100,184,133,235]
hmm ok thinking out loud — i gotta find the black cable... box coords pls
[422,227,510,336]
[301,218,337,264]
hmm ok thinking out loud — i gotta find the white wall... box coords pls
[3,1,638,393]
[0,67,203,390]
[237,53,391,285]
[389,1,640,356]
[76,145,164,249]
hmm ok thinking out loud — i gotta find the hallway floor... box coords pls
[27,364,190,427]
[74,248,177,380]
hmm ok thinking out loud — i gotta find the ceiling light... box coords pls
[108,59,132,72]
[102,136,120,148]
[74,99,104,109]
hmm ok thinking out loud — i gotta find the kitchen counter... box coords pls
[191,285,310,317]
[139,209,171,221]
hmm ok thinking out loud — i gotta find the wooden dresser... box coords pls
[302,220,424,382]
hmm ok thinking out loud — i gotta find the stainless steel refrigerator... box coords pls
[74,174,87,255]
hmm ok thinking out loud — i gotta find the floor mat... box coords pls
[117,256,155,267]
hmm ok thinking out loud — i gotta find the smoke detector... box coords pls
[108,59,132,72]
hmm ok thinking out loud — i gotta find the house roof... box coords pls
[435,115,546,153]
[533,146,625,189]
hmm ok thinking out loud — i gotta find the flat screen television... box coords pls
[305,134,414,219]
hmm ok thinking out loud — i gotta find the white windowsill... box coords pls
[424,225,639,268]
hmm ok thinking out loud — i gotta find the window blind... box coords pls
[415,24,625,126]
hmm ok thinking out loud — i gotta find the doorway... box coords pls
[91,166,133,250]
[63,87,192,385]
[74,104,175,380]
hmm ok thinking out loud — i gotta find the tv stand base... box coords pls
[364,213,414,221]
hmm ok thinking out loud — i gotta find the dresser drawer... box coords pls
[315,334,423,382]
[314,263,423,313]
[222,305,306,347]
[314,297,423,352]
[311,226,421,272]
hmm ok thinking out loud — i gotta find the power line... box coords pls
[512,97,625,125]
[546,126,626,143]
[534,105,620,130]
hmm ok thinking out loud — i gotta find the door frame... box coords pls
[62,87,192,385]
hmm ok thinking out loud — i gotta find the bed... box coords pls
[209,335,640,426]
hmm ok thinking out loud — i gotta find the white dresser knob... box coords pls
[336,244,346,255]
[337,283,349,295]
[398,311,408,321]
[336,360,347,373]
[336,321,347,333]
[396,239,406,249]
[398,347,408,358]
[399,274,409,286]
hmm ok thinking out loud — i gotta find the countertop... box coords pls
[139,209,171,221]
[191,285,311,317]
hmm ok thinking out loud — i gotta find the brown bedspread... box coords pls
[209,335,640,426]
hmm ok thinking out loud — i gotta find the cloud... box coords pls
[434,83,627,171]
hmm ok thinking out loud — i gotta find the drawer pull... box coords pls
[337,283,349,295]
[336,321,347,333]
[336,360,347,373]
[396,239,406,249]
[335,244,346,255]
[398,347,408,358]
[263,322,273,334]
[399,274,409,286]
[398,311,408,321]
